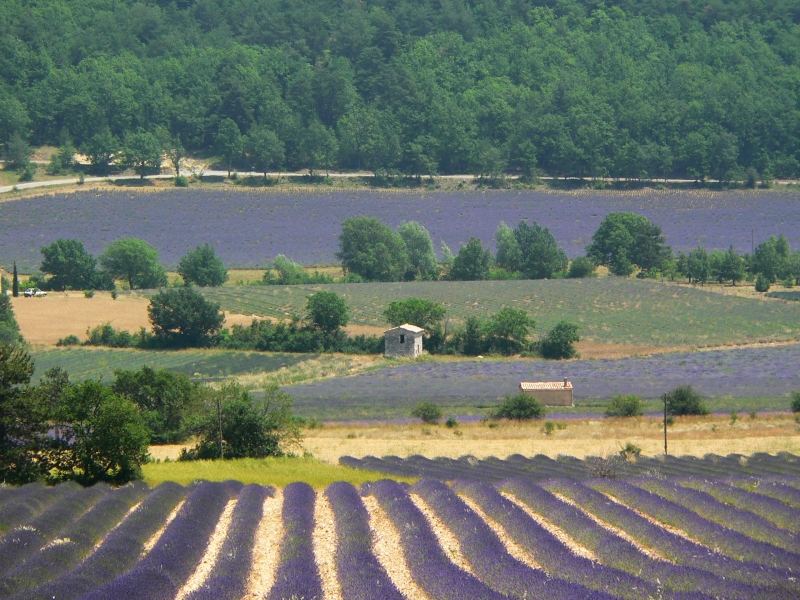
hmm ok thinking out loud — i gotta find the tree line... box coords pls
[1,0,799,181]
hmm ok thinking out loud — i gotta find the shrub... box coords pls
[791,391,800,413]
[493,393,545,420]
[84,289,95,298]
[56,334,81,346]
[567,256,596,278]
[663,385,708,416]
[86,323,134,347]
[177,244,228,287]
[148,287,224,347]
[175,175,189,187]
[618,442,642,462]
[605,395,643,417]
[411,402,442,424]
[445,417,458,428]
[755,273,770,292]
[543,421,555,435]
[539,321,580,359]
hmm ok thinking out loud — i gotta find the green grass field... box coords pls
[142,456,414,488]
[29,347,313,383]
[199,278,800,348]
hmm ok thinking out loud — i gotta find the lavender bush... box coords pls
[325,482,404,600]
[24,482,186,600]
[414,479,616,599]
[267,482,323,600]
[365,479,509,599]
[188,484,272,600]
[0,481,80,533]
[3,189,800,270]
[83,481,238,600]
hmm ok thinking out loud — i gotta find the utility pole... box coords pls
[663,394,668,455]
[216,395,224,460]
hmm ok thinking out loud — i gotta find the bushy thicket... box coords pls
[2,1,798,180]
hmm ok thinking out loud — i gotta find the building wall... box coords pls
[384,331,423,358]
[520,389,573,406]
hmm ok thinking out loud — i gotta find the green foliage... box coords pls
[148,287,224,347]
[567,256,596,279]
[459,316,485,356]
[306,291,349,333]
[790,392,800,413]
[493,393,545,420]
[605,395,644,417]
[512,221,568,279]
[337,216,407,281]
[539,321,580,359]
[619,442,642,461]
[485,307,534,355]
[755,273,771,293]
[0,295,21,345]
[47,142,76,175]
[4,133,32,171]
[82,129,118,174]
[411,401,442,424]
[121,130,163,179]
[685,246,712,284]
[112,366,199,444]
[587,212,671,275]
[263,255,333,285]
[445,416,458,428]
[383,297,446,349]
[40,239,99,291]
[397,221,439,281]
[85,323,138,348]
[100,238,167,290]
[542,420,556,435]
[215,118,243,177]
[450,238,491,281]
[752,235,791,283]
[12,262,19,297]
[177,244,228,287]
[715,246,746,285]
[0,344,37,483]
[245,126,285,176]
[663,385,709,416]
[180,383,300,460]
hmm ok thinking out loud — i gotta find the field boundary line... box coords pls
[175,497,238,600]
[362,495,431,600]
[244,490,283,599]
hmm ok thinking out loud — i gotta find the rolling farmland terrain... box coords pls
[0,455,798,599]
[200,278,800,348]
[2,189,800,271]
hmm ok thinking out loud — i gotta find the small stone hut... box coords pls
[518,378,574,406]
[384,324,424,358]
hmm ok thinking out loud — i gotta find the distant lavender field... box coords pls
[2,188,799,270]
[286,344,800,418]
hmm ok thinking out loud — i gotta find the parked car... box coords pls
[23,288,47,297]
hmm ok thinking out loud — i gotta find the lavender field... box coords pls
[1,465,798,599]
[285,343,800,419]
[2,188,800,271]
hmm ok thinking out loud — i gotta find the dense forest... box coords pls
[1,0,799,179]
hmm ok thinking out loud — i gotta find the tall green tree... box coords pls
[514,221,568,279]
[122,131,163,179]
[587,212,671,275]
[0,344,38,483]
[246,126,284,177]
[215,118,243,178]
[177,244,228,287]
[485,307,534,355]
[306,291,349,333]
[40,239,98,290]
[449,238,491,281]
[148,287,224,347]
[397,221,438,280]
[82,129,119,175]
[100,238,167,290]
[337,216,407,281]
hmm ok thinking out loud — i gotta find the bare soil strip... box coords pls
[408,493,475,576]
[244,490,284,599]
[458,494,544,570]
[175,498,238,600]
[89,499,143,554]
[597,490,714,550]
[141,498,185,556]
[499,491,598,561]
[362,495,431,600]
[313,494,343,600]
[549,490,671,562]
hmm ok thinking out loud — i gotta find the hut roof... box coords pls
[384,324,425,335]
[520,381,573,391]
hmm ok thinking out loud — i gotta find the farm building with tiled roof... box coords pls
[519,378,573,406]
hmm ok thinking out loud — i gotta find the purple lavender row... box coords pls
[631,478,800,553]
[495,479,724,599]
[677,478,800,534]
[545,479,797,597]
[187,484,273,600]
[729,478,800,508]
[266,481,323,600]
[0,481,80,534]
[83,481,239,600]
[0,482,148,597]
[0,482,109,576]
[416,479,616,599]
[16,482,186,600]
[365,479,510,600]
[589,479,800,571]
[325,482,404,600]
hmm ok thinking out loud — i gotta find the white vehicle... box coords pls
[23,288,47,297]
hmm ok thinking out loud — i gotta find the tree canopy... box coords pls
[1,1,798,179]
[177,244,228,287]
[99,238,167,290]
[587,212,671,275]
